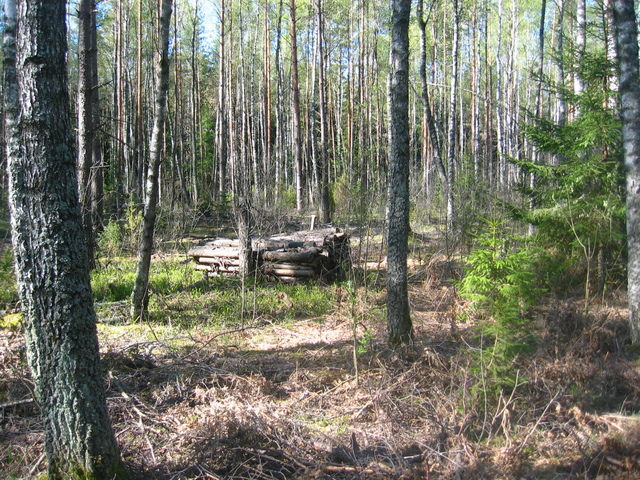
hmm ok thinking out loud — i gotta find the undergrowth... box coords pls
[458,218,544,403]
[92,258,334,329]
[91,258,200,302]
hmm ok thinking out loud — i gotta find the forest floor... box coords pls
[2,223,640,479]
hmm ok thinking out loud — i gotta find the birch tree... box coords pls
[131,0,173,321]
[446,0,460,230]
[613,0,640,342]
[386,0,413,346]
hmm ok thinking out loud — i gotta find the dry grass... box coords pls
[2,238,640,479]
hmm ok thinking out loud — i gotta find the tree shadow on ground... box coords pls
[97,302,640,479]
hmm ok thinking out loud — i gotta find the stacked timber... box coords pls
[188,238,242,276]
[188,228,350,282]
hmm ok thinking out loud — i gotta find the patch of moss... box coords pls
[0,312,22,330]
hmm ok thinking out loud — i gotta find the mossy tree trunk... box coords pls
[4,0,128,477]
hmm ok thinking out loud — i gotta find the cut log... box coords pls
[194,264,239,273]
[273,276,298,283]
[209,238,240,247]
[261,250,322,263]
[263,264,315,277]
[253,228,346,249]
[254,239,308,250]
[198,256,240,266]
[271,268,315,278]
[206,271,237,278]
[189,245,240,258]
[218,267,239,273]
[264,263,315,271]
[268,227,341,242]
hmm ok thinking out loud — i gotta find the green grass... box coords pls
[0,244,336,331]
[149,282,334,328]
[91,258,202,302]
[92,259,335,328]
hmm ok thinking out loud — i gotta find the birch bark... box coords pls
[613,0,640,342]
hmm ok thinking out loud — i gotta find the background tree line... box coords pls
[5,0,619,234]
[58,0,628,313]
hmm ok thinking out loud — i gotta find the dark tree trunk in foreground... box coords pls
[386,0,413,346]
[131,0,173,321]
[4,0,128,477]
[613,0,640,342]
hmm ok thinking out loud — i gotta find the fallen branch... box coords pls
[237,447,312,471]
[181,324,264,360]
[0,397,34,409]
[322,461,395,475]
[515,391,562,454]
[351,369,418,421]
[28,451,46,477]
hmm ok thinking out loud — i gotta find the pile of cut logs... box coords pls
[188,227,350,282]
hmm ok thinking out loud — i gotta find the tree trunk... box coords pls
[3,0,18,197]
[604,0,619,107]
[89,0,104,236]
[136,0,144,202]
[115,0,127,203]
[358,0,368,196]
[446,0,460,232]
[131,0,173,321]
[417,0,448,200]
[554,0,566,132]
[235,196,253,277]
[217,0,228,197]
[495,0,506,187]
[553,0,567,168]
[316,0,331,224]
[471,0,482,178]
[530,0,547,236]
[263,0,272,204]
[189,0,201,206]
[5,0,128,477]
[613,0,640,343]
[290,0,304,211]
[574,0,586,104]
[77,0,95,269]
[273,0,285,200]
[386,0,413,346]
